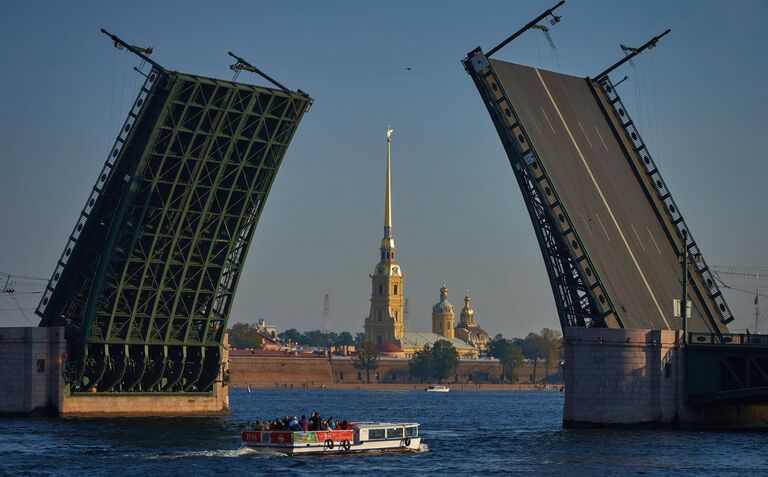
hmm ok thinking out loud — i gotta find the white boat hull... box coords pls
[426,386,450,392]
[242,425,422,456]
[248,437,422,455]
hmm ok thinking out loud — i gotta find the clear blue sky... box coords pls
[1,0,766,337]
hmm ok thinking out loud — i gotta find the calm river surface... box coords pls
[2,389,767,476]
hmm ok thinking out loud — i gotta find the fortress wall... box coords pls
[228,355,560,387]
[229,356,334,386]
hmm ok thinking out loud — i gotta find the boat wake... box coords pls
[417,443,429,453]
[140,446,284,460]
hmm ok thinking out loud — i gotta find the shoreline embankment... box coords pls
[233,382,563,392]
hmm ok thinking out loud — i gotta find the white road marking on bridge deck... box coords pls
[647,227,662,255]
[577,121,593,149]
[594,125,609,152]
[534,68,670,330]
[526,107,543,135]
[541,107,557,135]
[594,212,610,242]
[631,224,646,252]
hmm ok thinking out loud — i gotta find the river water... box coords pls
[1,389,767,476]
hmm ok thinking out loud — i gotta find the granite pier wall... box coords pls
[563,327,768,429]
[0,326,229,417]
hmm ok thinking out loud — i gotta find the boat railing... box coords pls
[242,429,354,445]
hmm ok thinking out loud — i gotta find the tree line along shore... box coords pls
[227,327,565,387]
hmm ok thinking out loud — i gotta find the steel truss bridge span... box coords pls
[36,60,311,394]
[464,52,732,334]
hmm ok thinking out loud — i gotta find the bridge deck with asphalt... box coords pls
[491,59,726,333]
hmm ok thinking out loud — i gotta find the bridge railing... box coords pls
[36,67,161,320]
[689,332,768,346]
[597,77,735,326]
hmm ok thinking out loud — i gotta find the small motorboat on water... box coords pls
[425,385,449,392]
[242,422,421,456]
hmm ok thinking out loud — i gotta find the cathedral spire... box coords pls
[384,125,394,240]
[365,125,404,346]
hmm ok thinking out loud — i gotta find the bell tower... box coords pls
[432,280,455,339]
[364,126,404,345]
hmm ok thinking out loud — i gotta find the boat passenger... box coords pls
[288,416,300,431]
[282,416,291,429]
[340,420,349,430]
[299,415,309,432]
[271,418,283,430]
[326,417,336,430]
[310,411,322,431]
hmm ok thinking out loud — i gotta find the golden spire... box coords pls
[461,289,476,326]
[384,125,394,239]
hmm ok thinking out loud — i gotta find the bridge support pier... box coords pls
[0,327,229,417]
[563,327,768,429]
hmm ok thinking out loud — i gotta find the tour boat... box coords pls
[425,385,450,392]
[241,422,421,455]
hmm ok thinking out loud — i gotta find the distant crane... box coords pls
[322,294,331,333]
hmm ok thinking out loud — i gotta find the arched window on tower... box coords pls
[378,284,383,295]
[394,310,398,321]
[394,284,398,295]
[377,310,382,322]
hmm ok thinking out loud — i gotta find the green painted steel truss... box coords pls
[37,66,311,393]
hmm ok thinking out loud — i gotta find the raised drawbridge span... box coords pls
[461,4,768,407]
[36,31,311,394]
[462,5,732,335]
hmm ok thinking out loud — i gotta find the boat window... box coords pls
[386,427,403,438]
[405,427,418,437]
[368,428,385,440]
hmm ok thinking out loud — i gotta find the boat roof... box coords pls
[353,422,419,428]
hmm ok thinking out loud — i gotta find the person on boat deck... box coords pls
[326,417,336,430]
[282,416,291,429]
[288,416,301,431]
[299,415,309,432]
[310,411,322,431]
[340,420,349,430]
[270,418,283,430]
